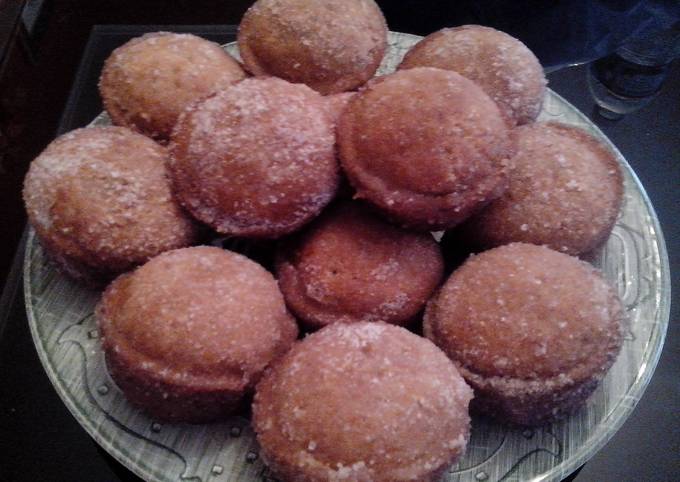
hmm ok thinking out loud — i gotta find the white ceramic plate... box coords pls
[24,32,671,482]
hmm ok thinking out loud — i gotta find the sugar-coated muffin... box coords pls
[253,322,473,481]
[238,0,387,94]
[276,203,444,329]
[424,243,624,426]
[169,77,339,239]
[100,32,246,141]
[399,25,546,126]
[96,246,298,423]
[338,67,513,231]
[23,126,198,285]
[456,122,623,255]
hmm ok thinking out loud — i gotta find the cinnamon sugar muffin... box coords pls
[338,67,513,231]
[424,243,624,425]
[23,126,197,285]
[169,77,339,239]
[276,203,443,329]
[399,25,546,126]
[253,322,473,481]
[238,0,387,94]
[100,32,246,141]
[97,246,298,423]
[456,122,624,255]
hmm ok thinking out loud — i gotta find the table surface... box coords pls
[0,25,678,482]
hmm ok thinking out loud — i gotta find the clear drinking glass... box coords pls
[587,24,680,120]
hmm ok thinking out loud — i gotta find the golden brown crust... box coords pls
[457,122,624,255]
[96,246,298,423]
[253,323,473,481]
[23,126,198,284]
[276,202,444,329]
[169,77,339,239]
[455,364,602,426]
[35,233,119,288]
[424,243,624,425]
[99,32,246,141]
[338,67,513,231]
[238,0,387,95]
[399,25,546,127]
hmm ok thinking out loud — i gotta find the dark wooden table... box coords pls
[0,21,678,482]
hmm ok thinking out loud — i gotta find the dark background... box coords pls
[0,1,678,481]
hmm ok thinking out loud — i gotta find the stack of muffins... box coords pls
[23,1,625,480]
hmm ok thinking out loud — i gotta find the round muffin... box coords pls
[456,122,624,255]
[424,243,624,426]
[96,246,298,423]
[253,322,473,481]
[276,203,444,329]
[23,126,198,285]
[338,67,513,231]
[169,77,339,239]
[399,25,546,126]
[100,32,246,141]
[238,0,387,95]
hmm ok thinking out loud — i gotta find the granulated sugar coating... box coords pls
[276,202,444,329]
[253,322,473,481]
[457,122,624,256]
[169,77,339,239]
[338,67,513,231]
[424,243,624,426]
[96,246,298,423]
[238,0,387,95]
[22,126,198,285]
[99,32,246,141]
[399,25,546,127]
